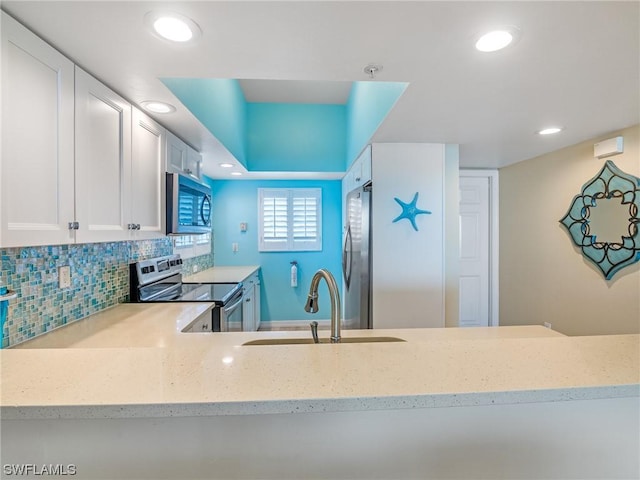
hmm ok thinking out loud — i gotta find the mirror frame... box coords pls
[559,160,640,280]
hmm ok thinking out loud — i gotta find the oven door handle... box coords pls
[140,282,182,302]
[223,295,244,314]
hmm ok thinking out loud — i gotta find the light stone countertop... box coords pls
[1,303,638,420]
[183,265,260,284]
[10,303,215,349]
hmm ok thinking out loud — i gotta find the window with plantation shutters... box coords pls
[258,188,322,252]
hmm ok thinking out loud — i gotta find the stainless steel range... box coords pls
[129,254,243,332]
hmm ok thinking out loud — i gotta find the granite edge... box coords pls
[2,384,638,420]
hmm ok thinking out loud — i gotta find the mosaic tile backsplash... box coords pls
[1,238,214,347]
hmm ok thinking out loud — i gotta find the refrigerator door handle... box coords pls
[342,225,352,289]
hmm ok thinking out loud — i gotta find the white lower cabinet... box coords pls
[1,12,76,247]
[242,271,261,332]
[184,310,212,333]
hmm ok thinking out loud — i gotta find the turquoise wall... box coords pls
[209,179,342,322]
[346,81,409,166]
[161,78,248,166]
[246,103,346,172]
[162,77,407,172]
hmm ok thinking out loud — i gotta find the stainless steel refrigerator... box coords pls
[342,182,372,329]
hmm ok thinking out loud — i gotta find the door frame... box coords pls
[459,169,499,327]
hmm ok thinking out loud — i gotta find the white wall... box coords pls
[371,143,445,328]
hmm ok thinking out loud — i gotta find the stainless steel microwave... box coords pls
[166,173,212,235]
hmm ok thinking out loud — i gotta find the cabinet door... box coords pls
[0,12,75,247]
[242,278,256,332]
[75,67,132,243]
[360,145,372,185]
[131,108,165,239]
[253,273,261,330]
[166,130,187,173]
[185,148,202,180]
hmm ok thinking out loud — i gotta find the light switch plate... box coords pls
[59,266,71,289]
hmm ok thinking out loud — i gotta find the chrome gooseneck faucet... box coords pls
[304,269,341,343]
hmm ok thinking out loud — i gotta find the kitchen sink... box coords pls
[242,336,406,346]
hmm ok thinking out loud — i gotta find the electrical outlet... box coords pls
[232,242,239,252]
[58,266,71,289]
[544,322,552,329]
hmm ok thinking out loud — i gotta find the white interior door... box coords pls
[459,171,498,327]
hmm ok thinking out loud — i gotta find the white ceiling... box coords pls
[2,1,638,179]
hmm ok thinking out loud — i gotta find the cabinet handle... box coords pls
[245,298,251,302]
[136,224,141,230]
[128,224,134,230]
[68,221,80,230]
[69,222,75,230]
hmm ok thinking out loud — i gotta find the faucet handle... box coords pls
[309,321,319,344]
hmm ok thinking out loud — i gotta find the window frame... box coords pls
[258,187,322,252]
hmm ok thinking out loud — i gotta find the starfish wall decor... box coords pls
[392,192,431,231]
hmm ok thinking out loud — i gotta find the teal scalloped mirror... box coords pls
[559,160,640,280]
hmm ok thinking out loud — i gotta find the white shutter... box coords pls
[260,189,289,251]
[259,188,322,251]
[292,193,320,249]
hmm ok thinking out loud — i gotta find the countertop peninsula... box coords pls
[1,303,638,421]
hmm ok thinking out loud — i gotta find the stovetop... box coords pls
[179,282,242,304]
[130,254,242,305]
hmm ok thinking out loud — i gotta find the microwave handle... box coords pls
[201,195,212,226]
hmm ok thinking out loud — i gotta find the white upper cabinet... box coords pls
[342,145,372,232]
[185,148,202,180]
[131,108,165,239]
[166,130,202,180]
[0,12,76,247]
[166,130,187,173]
[74,67,132,243]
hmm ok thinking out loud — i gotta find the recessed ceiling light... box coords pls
[475,27,520,52]
[140,101,176,114]
[230,172,243,176]
[219,163,234,168]
[145,11,201,43]
[537,127,563,135]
